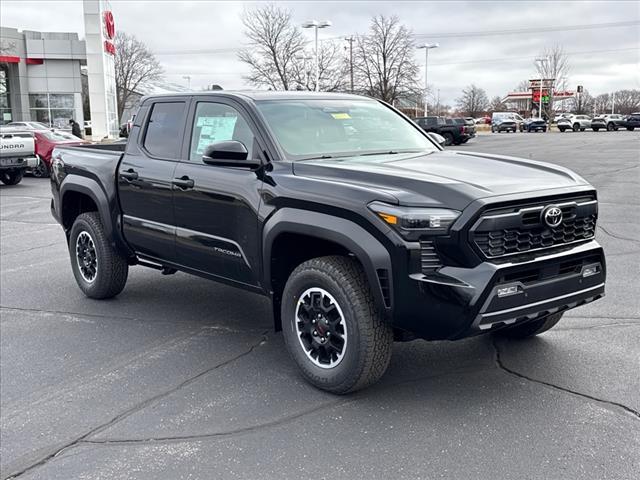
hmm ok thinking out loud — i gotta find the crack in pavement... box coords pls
[554,321,639,331]
[1,242,61,256]
[75,365,492,447]
[491,337,640,421]
[597,225,640,245]
[3,332,270,480]
[0,219,58,225]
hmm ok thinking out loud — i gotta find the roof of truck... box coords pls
[141,90,372,102]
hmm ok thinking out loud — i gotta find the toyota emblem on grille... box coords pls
[542,205,563,228]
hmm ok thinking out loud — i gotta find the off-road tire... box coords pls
[493,312,563,339]
[69,212,128,299]
[0,170,24,185]
[281,256,393,394]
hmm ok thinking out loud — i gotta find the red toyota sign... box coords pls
[103,11,115,40]
[103,10,116,55]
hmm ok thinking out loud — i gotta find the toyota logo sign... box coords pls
[542,205,563,228]
[103,11,115,40]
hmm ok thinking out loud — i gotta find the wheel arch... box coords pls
[263,209,393,331]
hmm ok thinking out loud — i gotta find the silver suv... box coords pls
[559,115,592,132]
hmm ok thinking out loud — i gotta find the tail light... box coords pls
[460,126,465,134]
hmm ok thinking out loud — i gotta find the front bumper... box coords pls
[391,240,605,340]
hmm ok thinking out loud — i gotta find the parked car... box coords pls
[450,117,476,141]
[415,116,469,145]
[590,116,607,132]
[602,114,625,131]
[0,128,38,185]
[32,129,86,177]
[491,112,517,133]
[566,115,592,132]
[622,112,640,131]
[520,118,547,132]
[475,116,491,125]
[6,121,52,131]
[556,117,572,132]
[51,91,606,394]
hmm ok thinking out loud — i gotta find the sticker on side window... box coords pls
[331,113,351,120]
[194,116,237,155]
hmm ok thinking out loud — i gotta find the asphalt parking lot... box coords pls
[1,131,639,479]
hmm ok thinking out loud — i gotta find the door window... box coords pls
[143,102,186,159]
[189,102,254,162]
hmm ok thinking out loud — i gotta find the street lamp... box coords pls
[295,55,313,89]
[302,20,332,92]
[534,57,548,120]
[417,43,439,116]
[182,75,191,90]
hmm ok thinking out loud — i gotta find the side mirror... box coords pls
[202,140,261,168]
[427,132,446,148]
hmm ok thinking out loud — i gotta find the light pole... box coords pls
[295,55,313,89]
[417,43,439,116]
[302,20,332,92]
[182,76,191,90]
[535,57,548,120]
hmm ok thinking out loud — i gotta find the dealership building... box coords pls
[0,27,86,129]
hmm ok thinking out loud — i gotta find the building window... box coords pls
[29,93,76,129]
[0,65,11,125]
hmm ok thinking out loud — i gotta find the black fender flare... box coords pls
[262,208,393,315]
[60,176,113,236]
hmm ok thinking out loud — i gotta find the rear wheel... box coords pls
[442,133,454,146]
[593,128,599,132]
[627,127,634,131]
[69,212,128,299]
[607,123,615,131]
[31,157,49,178]
[573,123,580,132]
[281,256,393,394]
[558,127,566,132]
[0,170,24,185]
[494,313,563,339]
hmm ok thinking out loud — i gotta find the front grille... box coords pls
[420,239,443,273]
[472,196,597,260]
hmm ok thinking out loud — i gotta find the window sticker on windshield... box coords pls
[194,116,237,155]
[331,113,351,120]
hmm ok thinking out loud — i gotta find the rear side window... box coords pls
[144,102,185,159]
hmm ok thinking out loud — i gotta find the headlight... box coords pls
[369,201,460,239]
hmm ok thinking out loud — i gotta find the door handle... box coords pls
[119,169,138,180]
[172,176,195,190]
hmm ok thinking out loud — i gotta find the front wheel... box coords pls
[607,123,615,131]
[573,123,580,132]
[558,127,566,132]
[69,212,128,299]
[0,170,24,185]
[593,128,599,132]
[627,127,635,131]
[281,256,393,394]
[442,133,454,146]
[494,313,563,339]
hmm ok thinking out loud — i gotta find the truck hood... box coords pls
[292,150,590,210]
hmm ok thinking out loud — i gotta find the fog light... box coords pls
[497,285,522,298]
[582,264,600,278]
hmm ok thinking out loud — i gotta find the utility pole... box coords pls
[417,43,439,116]
[345,36,355,93]
[611,91,615,114]
[302,20,332,92]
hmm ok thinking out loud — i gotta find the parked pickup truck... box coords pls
[51,92,606,393]
[414,116,469,146]
[0,128,38,185]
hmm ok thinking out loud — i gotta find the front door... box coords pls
[118,100,188,262]
[172,99,263,288]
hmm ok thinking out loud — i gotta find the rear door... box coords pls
[172,97,264,288]
[118,99,189,262]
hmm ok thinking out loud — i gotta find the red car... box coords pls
[33,130,86,177]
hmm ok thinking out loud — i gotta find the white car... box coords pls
[558,115,591,132]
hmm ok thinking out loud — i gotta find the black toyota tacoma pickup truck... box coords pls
[51,92,606,393]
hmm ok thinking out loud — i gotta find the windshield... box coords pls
[256,99,437,161]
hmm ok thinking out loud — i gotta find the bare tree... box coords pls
[569,89,594,114]
[534,45,570,118]
[456,84,489,117]
[237,4,305,91]
[514,79,531,92]
[115,32,163,117]
[352,15,420,104]
[291,41,347,92]
[612,89,640,115]
[593,93,610,114]
[489,95,507,112]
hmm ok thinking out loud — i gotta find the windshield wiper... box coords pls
[358,150,424,157]
[298,154,336,161]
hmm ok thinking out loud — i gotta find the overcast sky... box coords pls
[2,1,638,105]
